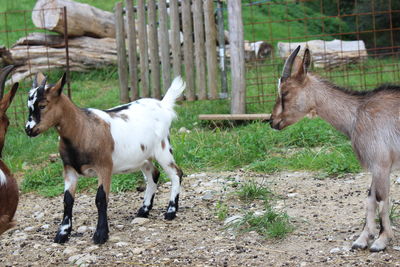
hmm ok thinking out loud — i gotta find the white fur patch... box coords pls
[28,87,39,111]
[0,169,6,185]
[25,119,37,129]
[59,218,71,235]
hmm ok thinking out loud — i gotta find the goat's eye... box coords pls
[39,105,46,110]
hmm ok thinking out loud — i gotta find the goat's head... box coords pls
[270,46,314,130]
[0,66,19,155]
[25,72,66,137]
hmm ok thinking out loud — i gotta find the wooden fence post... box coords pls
[170,0,181,80]
[147,0,161,99]
[204,0,218,100]
[125,0,138,100]
[137,0,150,97]
[216,0,228,98]
[182,0,195,101]
[158,0,171,92]
[114,1,129,103]
[228,0,246,114]
[193,0,206,100]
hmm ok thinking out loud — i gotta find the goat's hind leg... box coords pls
[137,160,160,218]
[54,166,78,243]
[370,173,393,252]
[93,168,112,244]
[155,138,183,220]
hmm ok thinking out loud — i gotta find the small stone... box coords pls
[287,193,298,198]
[116,225,124,230]
[63,247,79,255]
[131,217,149,225]
[85,245,99,252]
[68,254,97,267]
[330,247,341,254]
[393,246,400,251]
[224,215,242,225]
[24,226,35,232]
[41,224,50,229]
[396,177,400,184]
[178,127,191,133]
[202,191,214,201]
[77,226,88,233]
[138,227,146,231]
[116,242,129,247]
[131,247,145,254]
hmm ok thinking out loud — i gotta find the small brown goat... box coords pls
[0,65,19,236]
[270,46,399,252]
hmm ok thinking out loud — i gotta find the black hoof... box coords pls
[164,212,176,220]
[137,206,150,218]
[351,243,368,250]
[93,229,109,244]
[54,232,70,244]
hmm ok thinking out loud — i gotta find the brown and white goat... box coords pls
[25,73,185,244]
[0,65,19,236]
[270,45,399,252]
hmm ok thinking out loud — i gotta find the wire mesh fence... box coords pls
[243,0,400,113]
[0,7,70,127]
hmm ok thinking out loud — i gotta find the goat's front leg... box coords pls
[93,168,111,244]
[370,174,393,252]
[54,166,78,243]
[137,161,159,218]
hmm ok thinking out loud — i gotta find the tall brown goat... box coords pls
[270,45,399,252]
[0,65,19,236]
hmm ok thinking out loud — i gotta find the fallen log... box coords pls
[32,0,116,38]
[278,39,368,69]
[6,35,118,83]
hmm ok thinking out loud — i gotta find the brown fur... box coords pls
[0,66,19,236]
[270,47,399,252]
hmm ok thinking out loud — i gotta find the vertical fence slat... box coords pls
[148,0,161,99]
[170,0,181,79]
[228,0,246,114]
[216,0,228,97]
[182,0,195,101]
[193,0,207,100]
[158,0,171,92]
[115,2,129,103]
[125,0,138,100]
[204,0,218,100]
[137,0,150,97]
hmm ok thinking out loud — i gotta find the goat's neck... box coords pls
[309,75,360,137]
[56,95,87,141]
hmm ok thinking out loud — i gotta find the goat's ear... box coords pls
[49,73,67,97]
[33,72,46,88]
[296,48,311,80]
[0,82,19,111]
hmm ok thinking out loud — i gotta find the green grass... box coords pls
[227,206,294,239]
[236,180,273,202]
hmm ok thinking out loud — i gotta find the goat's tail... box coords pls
[161,76,186,108]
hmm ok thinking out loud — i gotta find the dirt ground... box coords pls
[1,170,400,266]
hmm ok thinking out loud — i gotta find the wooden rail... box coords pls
[199,114,271,121]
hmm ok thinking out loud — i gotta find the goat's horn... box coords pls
[281,45,301,80]
[0,65,15,99]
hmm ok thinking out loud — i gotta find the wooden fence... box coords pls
[114,0,224,103]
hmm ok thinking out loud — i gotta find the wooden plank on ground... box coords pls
[198,114,271,121]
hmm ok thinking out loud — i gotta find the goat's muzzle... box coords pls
[25,126,39,137]
[269,117,283,130]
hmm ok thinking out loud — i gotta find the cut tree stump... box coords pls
[32,0,116,38]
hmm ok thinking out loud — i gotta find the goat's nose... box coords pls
[25,127,32,136]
